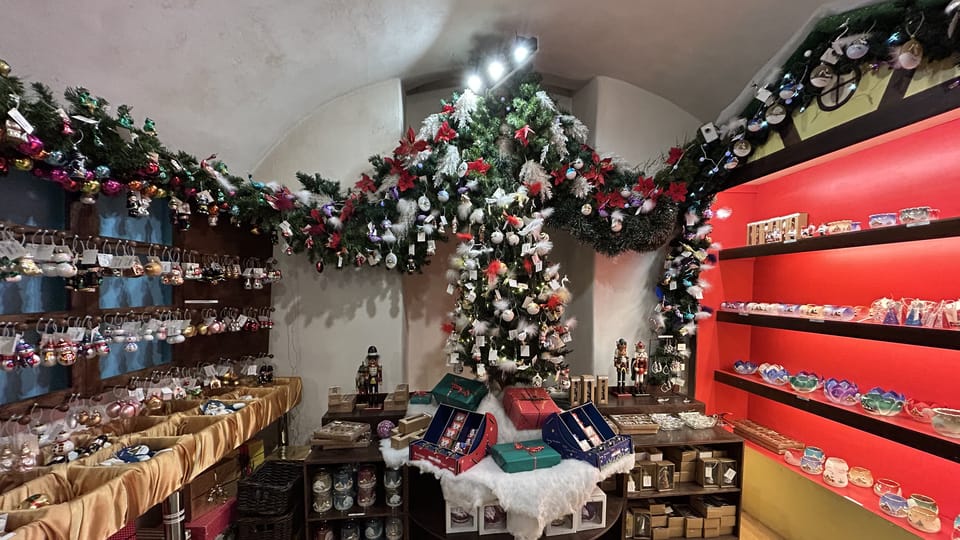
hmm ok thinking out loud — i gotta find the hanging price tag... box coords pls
[724,469,737,482]
[520,345,530,357]
[427,239,436,252]
[203,365,218,377]
[448,353,460,364]
[469,270,477,280]
[476,335,486,347]
[8,108,34,134]
[408,244,416,256]
[97,253,113,267]
[245,365,258,376]
[35,244,55,261]
[677,343,687,352]
[417,231,426,243]
[488,348,498,362]
[81,249,99,265]
[669,281,677,290]
[549,280,560,290]
[446,284,455,295]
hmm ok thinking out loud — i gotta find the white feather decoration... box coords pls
[715,207,733,220]
[685,211,699,227]
[453,90,479,128]
[547,116,569,161]
[710,242,722,250]
[718,117,747,139]
[565,317,577,331]
[538,207,555,219]
[326,217,342,230]
[446,269,460,282]
[295,190,316,206]
[471,320,490,335]
[381,229,397,244]
[640,198,657,214]
[457,197,473,221]
[686,285,703,299]
[611,210,624,223]
[562,115,589,143]
[534,239,553,256]
[422,223,435,236]
[519,218,544,238]
[469,208,485,224]
[465,180,479,191]
[493,299,511,312]
[761,67,783,90]
[498,360,518,373]
[682,322,698,336]
[438,145,460,178]
[416,113,442,141]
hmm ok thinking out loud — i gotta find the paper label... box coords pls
[754,88,773,105]
[469,270,477,280]
[724,468,737,482]
[476,335,485,347]
[642,475,652,488]
[508,279,518,288]
[81,249,99,265]
[35,244,55,261]
[446,284,455,295]
[8,108,34,134]
[236,315,248,327]
[0,336,15,356]
[549,280,560,290]
[160,261,173,273]
[131,388,146,402]
[97,253,113,267]
[203,365,218,377]
[66,326,86,341]
[563,333,573,343]
[71,115,99,125]
[245,365,258,376]
[160,387,174,401]
[488,348,498,362]
[520,345,530,357]
[448,353,459,364]
[705,468,714,481]
[417,231,426,243]
[677,343,687,352]
[408,244,416,256]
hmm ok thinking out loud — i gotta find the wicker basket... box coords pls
[237,461,302,516]
[237,507,297,540]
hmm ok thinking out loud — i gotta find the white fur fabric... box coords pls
[391,392,634,540]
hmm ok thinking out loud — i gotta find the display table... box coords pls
[0,378,302,540]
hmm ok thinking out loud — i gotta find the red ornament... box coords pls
[143,161,160,176]
[170,176,182,188]
[396,171,416,192]
[49,169,68,184]
[635,176,656,196]
[102,180,123,196]
[514,124,534,147]
[18,135,43,156]
[441,103,455,114]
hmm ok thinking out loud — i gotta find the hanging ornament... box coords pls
[764,103,788,125]
[385,252,398,269]
[417,195,431,212]
[506,232,520,246]
[572,157,584,170]
[80,180,100,205]
[501,309,515,322]
[315,260,324,273]
[0,59,9,78]
[12,158,32,171]
[898,38,923,70]
[809,64,837,88]
[732,139,752,158]
[845,37,870,59]
[778,74,802,100]
[611,219,623,233]
[490,230,504,244]
[526,303,541,315]
[437,190,450,203]
[565,167,576,180]
[580,203,592,216]
[531,374,543,388]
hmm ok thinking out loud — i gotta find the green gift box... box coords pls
[491,439,562,473]
[409,391,433,405]
[431,373,487,411]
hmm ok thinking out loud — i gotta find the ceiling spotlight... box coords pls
[513,44,530,63]
[487,60,506,81]
[467,74,483,93]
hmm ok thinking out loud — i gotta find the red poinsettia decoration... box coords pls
[594,190,627,209]
[514,124,535,147]
[394,127,428,157]
[265,186,297,212]
[665,146,684,165]
[467,158,491,175]
[303,209,326,236]
[340,196,357,222]
[397,172,416,192]
[546,294,564,310]
[583,153,614,186]
[550,168,566,186]
[441,321,455,334]
[385,157,417,192]
[665,181,687,202]
[635,175,656,196]
[355,173,377,193]
[326,232,341,249]
[434,121,458,143]
[441,103,454,114]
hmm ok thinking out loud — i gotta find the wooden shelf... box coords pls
[715,370,960,464]
[308,506,403,522]
[627,482,740,500]
[305,444,385,465]
[595,395,706,415]
[630,426,744,448]
[745,440,952,539]
[716,310,960,351]
[720,217,960,260]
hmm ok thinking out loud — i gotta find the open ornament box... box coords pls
[409,404,498,474]
[542,402,633,468]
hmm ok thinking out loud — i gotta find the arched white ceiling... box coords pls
[5,0,835,175]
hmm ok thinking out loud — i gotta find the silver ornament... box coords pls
[732,139,752,158]
[764,103,787,125]
[572,158,584,170]
[507,232,520,246]
[809,64,836,88]
[845,38,869,60]
[417,195,431,212]
[490,230,504,244]
[385,252,398,269]
[437,190,450,203]
[581,203,592,215]
[501,310,515,322]
[899,39,923,70]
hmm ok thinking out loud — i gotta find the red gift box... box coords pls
[410,404,498,474]
[503,387,562,430]
[186,497,237,540]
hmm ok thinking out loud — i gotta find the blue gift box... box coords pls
[542,402,633,468]
[409,404,498,474]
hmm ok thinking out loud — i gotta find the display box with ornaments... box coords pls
[445,502,479,534]
[490,439,561,473]
[409,404,498,474]
[545,512,578,536]
[431,373,488,411]
[479,500,509,535]
[502,387,562,430]
[577,487,607,531]
[542,402,633,468]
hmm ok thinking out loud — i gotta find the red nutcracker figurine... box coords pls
[614,338,629,395]
[632,341,648,396]
[365,345,382,395]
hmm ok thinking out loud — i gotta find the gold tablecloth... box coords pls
[3,378,301,540]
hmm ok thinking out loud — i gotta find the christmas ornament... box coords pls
[437,190,450,203]
[810,64,836,88]
[572,158,584,170]
[507,232,520,246]
[733,139,752,158]
[565,168,576,180]
[846,37,870,59]
[490,230,504,244]
[899,38,923,70]
[0,59,9,78]
[581,204,592,215]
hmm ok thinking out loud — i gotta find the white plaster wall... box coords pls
[255,79,405,443]
[586,76,702,382]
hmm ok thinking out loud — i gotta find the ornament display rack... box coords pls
[702,105,960,537]
[0,191,274,419]
[617,426,744,540]
[303,445,410,540]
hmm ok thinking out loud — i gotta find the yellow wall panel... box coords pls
[793,69,892,140]
[906,57,960,97]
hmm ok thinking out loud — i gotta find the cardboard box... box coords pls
[718,458,738,487]
[668,525,683,538]
[409,404,498,474]
[697,458,720,488]
[651,515,668,528]
[720,515,737,528]
[656,462,676,491]
[596,375,609,405]
[694,447,714,459]
[652,527,671,540]
[647,500,668,515]
[327,386,356,413]
[182,454,240,521]
[570,377,583,406]
[679,470,695,483]
[680,460,697,473]
[719,526,735,536]
[580,375,596,403]
[398,413,432,435]
[684,516,704,530]
[704,518,721,529]
[703,527,721,539]
[665,447,697,463]
[625,508,636,538]
[390,428,424,449]
[542,402,633,468]
[185,497,237,540]
[647,447,664,462]
[685,528,703,538]
[478,500,509,535]
[668,516,685,528]
[546,513,577,536]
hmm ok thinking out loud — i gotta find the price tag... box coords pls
[408,244,416,256]
[236,315,248,327]
[522,296,534,308]
[549,280,560,290]
[508,330,518,340]
[448,353,460,364]
[705,467,714,481]
[446,284,455,295]
[35,244,55,261]
[535,259,543,272]
[724,468,737,482]
[677,343,687,352]
[161,261,173,273]
[783,239,797,244]
[440,215,447,226]
[160,387,174,401]
[71,115,99,125]
[130,388,146,402]
[66,327,86,341]
[508,279,518,288]
[669,281,677,291]
[476,335,485,347]
[642,474,652,488]
[427,239,436,252]
[809,319,824,324]
[8,108,34,134]
[0,335,16,356]
[754,88,773,105]
[469,270,477,280]
[906,221,930,228]
[520,345,530,357]
[81,249,99,265]
[488,348,498,362]
[417,231,426,243]
[563,333,573,343]
[245,365,258,376]
[203,365,218,377]
[521,243,532,255]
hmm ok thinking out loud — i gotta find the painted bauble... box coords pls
[733,139,752,158]
[581,203,592,216]
[572,157,584,170]
[501,309,515,322]
[620,188,632,198]
[565,168,576,180]
[101,179,123,196]
[809,64,836,88]
[490,230,504,244]
[18,135,43,156]
[143,161,160,176]
[44,151,65,166]
[457,161,468,178]
[384,252,398,269]
[764,103,787,125]
[437,189,450,203]
[119,402,138,418]
[417,195,431,212]
[526,303,541,315]
[315,260,324,273]
[0,59,9,78]
[611,220,623,233]
[81,180,100,195]
[127,180,143,192]
[845,38,869,60]
[377,420,396,439]
[56,262,77,278]
[141,184,158,198]
[899,39,923,70]
[106,401,123,419]
[94,165,111,179]
[506,232,520,246]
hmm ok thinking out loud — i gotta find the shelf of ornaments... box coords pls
[715,370,960,464]
[715,310,960,351]
[744,439,953,539]
[719,216,960,260]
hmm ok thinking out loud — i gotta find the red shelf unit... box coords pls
[698,110,960,535]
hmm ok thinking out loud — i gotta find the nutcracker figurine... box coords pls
[365,345,382,395]
[632,341,649,396]
[613,338,629,394]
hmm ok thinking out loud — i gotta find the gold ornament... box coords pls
[0,59,10,78]
[145,395,163,411]
[809,64,836,88]
[899,39,923,70]
[20,494,50,510]
[13,158,33,171]
[182,325,196,338]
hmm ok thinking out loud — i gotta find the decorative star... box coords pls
[467,158,491,175]
[514,124,535,147]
